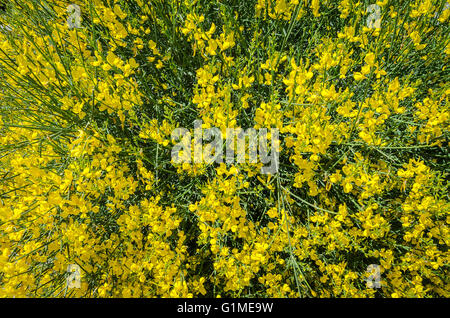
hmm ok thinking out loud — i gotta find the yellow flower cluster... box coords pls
[0,0,448,298]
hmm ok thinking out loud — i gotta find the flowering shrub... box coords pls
[0,0,448,298]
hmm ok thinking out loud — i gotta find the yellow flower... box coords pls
[353,72,366,80]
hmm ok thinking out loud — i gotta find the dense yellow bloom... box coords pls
[0,0,448,299]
